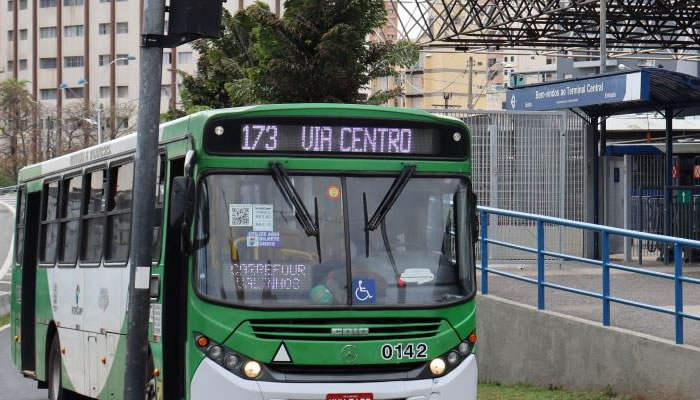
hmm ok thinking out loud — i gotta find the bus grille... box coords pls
[248,318,443,341]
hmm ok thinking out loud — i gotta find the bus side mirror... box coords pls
[170,176,195,253]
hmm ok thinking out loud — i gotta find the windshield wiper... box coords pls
[269,162,322,262]
[364,164,416,232]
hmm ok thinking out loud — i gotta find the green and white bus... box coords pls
[10,104,478,400]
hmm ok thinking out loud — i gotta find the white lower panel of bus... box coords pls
[190,355,477,400]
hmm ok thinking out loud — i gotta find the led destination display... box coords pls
[204,118,469,159]
[240,124,436,155]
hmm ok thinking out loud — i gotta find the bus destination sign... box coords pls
[239,124,436,155]
[204,118,468,159]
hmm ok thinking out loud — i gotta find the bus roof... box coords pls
[18,104,466,183]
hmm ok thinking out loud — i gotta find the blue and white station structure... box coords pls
[507,68,700,261]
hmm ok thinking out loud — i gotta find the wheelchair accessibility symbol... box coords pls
[353,279,376,304]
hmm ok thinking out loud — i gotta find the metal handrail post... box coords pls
[602,230,611,326]
[480,210,489,295]
[537,219,545,310]
[674,243,684,344]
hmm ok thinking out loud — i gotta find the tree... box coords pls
[177,0,418,113]
[0,79,41,180]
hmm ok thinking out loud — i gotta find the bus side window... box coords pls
[152,154,166,262]
[15,188,25,265]
[58,175,82,265]
[105,162,134,264]
[39,181,60,266]
[81,169,106,264]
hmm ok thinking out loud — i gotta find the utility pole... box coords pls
[600,0,607,73]
[467,56,474,109]
[443,92,452,109]
[123,2,224,398]
[123,0,164,398]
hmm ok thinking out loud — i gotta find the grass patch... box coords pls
[0,313,9,327]
[478,382,634,400]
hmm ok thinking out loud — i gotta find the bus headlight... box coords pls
[193,332,263,380]
[429,358,446,375]
[243,361,262,379]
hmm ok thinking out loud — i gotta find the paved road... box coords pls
[479,260,700,347]
[0,327,47,400]
[0,198,15,315]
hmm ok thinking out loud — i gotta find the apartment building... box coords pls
[0,0,280,142]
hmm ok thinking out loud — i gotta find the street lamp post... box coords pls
[97,56,137,144]
[469,61,512,109]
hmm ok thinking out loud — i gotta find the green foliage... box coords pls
[179,0,418,112]
[0,313,9,327]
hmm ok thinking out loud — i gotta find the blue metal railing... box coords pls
[478,206,700,345]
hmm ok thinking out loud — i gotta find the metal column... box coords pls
[664,109,674,264]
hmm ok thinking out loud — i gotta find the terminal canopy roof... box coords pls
[506,68,700,118]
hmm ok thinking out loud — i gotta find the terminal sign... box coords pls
[507,71,647,111]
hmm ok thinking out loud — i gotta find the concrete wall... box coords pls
[476,294,700,400]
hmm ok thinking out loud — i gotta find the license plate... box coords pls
[326,394,373,400]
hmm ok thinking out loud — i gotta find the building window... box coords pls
[40,26,57,38]
[7,60,14,71]
[116,54,131,65]
[64,25,84,37]
[63,0,83,5]
[178,51,193,65]
[117,86,128,98]
[19,0,26,9]
[99,86,110,98]
[98,54,110,67]
[99,23,109,35]
[116,22,128,34]
[546,57,555,65]
[64,87,84,99]
[39,0,56,7]
[40,57,57,69]
[64,56,84,68]
[162,53,171,65]
[160,85,171,97]
[6,30,12,41]
[19,59,27,70]
[40,89,57,100]
[19,29,27,40]
[7,0,12,11]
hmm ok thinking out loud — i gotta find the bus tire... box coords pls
[47,335,74,400]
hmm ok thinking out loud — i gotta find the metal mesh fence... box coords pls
[428,109,586,261]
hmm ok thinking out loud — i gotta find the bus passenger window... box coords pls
[105,162,134,263]
[40,181,60,265]
[81,169,106,263]
[152,155,165,261]
[15,188,25,264]
[59,176,82,264]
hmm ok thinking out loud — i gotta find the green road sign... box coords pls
[678,189,692,205]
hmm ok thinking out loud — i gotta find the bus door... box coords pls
[20,191,41,372]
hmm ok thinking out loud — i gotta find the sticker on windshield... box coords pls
[399,268,435,285]
[253,204,274,231]
[229,204,253,227]
[326,184,341,201]
[246,231,281,247]
[353,278,376,304]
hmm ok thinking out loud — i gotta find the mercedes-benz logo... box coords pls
[340,345,358,364]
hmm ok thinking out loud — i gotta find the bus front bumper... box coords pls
[190,354,477,400]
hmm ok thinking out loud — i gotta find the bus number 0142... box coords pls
[380,343,428,360]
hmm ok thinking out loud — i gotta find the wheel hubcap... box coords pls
[50,352,60,400]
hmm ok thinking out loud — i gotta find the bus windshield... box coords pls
[194,174,475,307]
